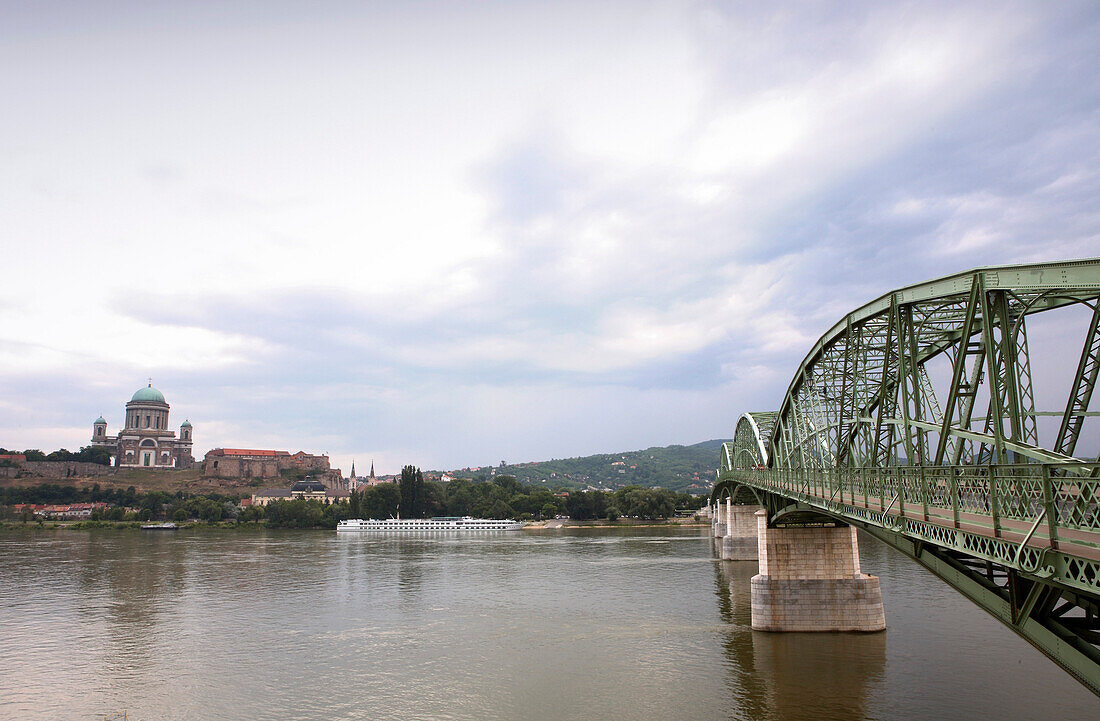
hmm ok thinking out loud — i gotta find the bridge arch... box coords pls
[714,258,1100,694]
[709,479,764,507]
[761,259,1100,470]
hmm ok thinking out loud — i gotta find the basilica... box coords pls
[91,383,195,468]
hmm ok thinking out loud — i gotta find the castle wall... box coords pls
[0,461,116,478]
[202,457,282,479]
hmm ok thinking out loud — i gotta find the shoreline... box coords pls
[1,518,707,532]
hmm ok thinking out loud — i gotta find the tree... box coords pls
[76,445,112,466]
[362,483,400,519]
[238,504,264,523]
[399,465,427,518]
[606,506,621,522]
[45,448,73,462]
[488,499,514,519]
[173,508,187,522]
[200,501,222,523]
[566,491,597,520]
[492,475,522,495]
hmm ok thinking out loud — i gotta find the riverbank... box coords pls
[522,518,705,529]
[0,520,259,531]
[2,518,706,532]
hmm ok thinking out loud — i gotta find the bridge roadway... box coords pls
[711,259,1100,695]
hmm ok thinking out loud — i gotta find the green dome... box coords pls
[94,416,106,425]
[180,419,192,428]
[131,386,166,403]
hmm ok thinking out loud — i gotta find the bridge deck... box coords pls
[719,454,1100,597]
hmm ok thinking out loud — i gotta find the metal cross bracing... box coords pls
[712,259,1100,695]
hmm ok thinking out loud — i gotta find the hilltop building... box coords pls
[203,447,342,488]
[91,382,194,468]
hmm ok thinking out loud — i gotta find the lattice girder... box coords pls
[716,259,1100,694]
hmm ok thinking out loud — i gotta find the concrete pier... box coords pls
[749,510,885,632]
[712,500,727,538]
[720,499,762,561]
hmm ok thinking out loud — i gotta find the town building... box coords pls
[348,460,384,491]
[91,382,194,468]
[13,502,109,519]
[251,478,350,506]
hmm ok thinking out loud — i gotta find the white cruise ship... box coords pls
[337,516,525,532]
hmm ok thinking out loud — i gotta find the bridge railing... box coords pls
[719,443,1100,551]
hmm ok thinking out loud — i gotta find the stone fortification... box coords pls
[203,448,343,490]
[0,461,116,479]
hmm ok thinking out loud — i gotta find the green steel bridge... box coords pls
[712,259,1100,695]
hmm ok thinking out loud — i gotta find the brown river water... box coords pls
[0,526,1094,720]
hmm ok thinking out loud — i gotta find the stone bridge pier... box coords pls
[718,496,762,561]
[712,500,726,537]
[749,510,885,632]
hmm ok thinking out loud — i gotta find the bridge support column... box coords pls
[713,501,727,537]
[720,502,762,560]
[750,510,885,632]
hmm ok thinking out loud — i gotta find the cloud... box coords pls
[3,1,1100,473]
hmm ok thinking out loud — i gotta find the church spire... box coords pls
[370,459,375,478]
[350,460,356,479]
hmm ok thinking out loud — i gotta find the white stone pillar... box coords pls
[720,503,762,561]
[713,499,727,537]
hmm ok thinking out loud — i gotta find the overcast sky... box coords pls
[3,1,1099,475]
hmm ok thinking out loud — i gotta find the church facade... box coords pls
[91,383,195,468]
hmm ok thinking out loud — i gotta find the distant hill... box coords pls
[444,440,724,493]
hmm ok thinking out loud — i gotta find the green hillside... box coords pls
[446,439,724,493]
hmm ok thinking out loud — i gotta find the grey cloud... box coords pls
[11,1,1100,470]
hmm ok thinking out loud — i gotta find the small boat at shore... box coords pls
[337,516,524,532]
[141,522,179,530]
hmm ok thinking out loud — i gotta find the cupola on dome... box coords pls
[131,385,166,403]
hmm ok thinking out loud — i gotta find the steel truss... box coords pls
[715,259,1100,695]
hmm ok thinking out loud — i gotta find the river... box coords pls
[0,526,1094,720]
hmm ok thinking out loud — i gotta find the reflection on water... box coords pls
[712,558,886,721]
[0,527,1094,721]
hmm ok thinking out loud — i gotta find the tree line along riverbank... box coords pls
[0,470,706,530]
